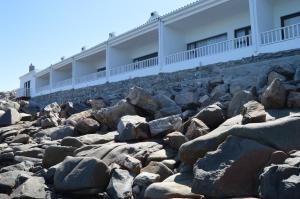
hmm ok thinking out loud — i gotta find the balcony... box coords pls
[110,57,158,76]
[36,85,50,94]
[53,78,72,88]
[16,88,30,98]
[165,35,252,65]
[261,23,300,45]
[76,70,106,84]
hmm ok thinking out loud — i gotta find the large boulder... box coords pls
[174,90,198,109]
[19,100,40,115]
[117,115,150,141]
[148,115,182,137]
[241,101,267,124]
[66,110,92,125]
[54,156,110,195]
[259,164,300,199]
[127,86,159,114]
[43,146,76,168]
[93,100,137,130]
[153,94,181,119]
[195,103,226,129]
[106,169,134,199]
[185,118,210,140]
[141,161,173,181]
[287,91,300,108]
[180,114,300,165]
[75,118,100,135]
[227,90,256,118]
[40,102,61,116]
[144,173,202,199]
[262,79,287,109]
[164,131,187,150]
[10,177,46,199]
[0,108,21,127]
[0,170,33,194]
[78,131,118,145]
[268,71,287,85]
[0,100,20,111]
[133,172,160,199]
[192,136,275,197]
[34,126,74,140]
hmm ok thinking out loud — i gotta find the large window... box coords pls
[24,81,30,97]
[132,52,158,69]
[133,52,158,63]
[281,12,300,40]
[281,12,300,27]
[187,33,228,50]
[234,26,251,48]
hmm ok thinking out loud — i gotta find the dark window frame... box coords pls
[133,52,158,63]
[187,33,228,50]
[234,26,251,38]
[281,12,300,28]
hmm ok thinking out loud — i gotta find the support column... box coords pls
[249,0,259,54]
[158,19,165,71]
[72,58,76,88]
[49,66,53,93]
[105,42,110,82]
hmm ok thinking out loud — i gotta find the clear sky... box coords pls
[0,0,194,92]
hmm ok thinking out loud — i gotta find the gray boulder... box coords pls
[192,136,275,197]
[117,115,150,141]
[42,146,76,168]
[185,118,209,140]
[164,131,187,150]
[93,100,137,130]
[10,177,46,199]
[0,170,33,194]
[268,71,287,85]
[0,100,20,111]
[148,115,182,137]
[227,90,255,118]
[259,164,300,199]
[195,103,226,129]
[153,94,181,119]
[241,100,266,124]
[34,126,74,140]
[54,156,110,194]
[141,161,173,181]
[287,91,300,108]
[75,118,100,135]
[262,79,287,109]
[180,114,300,164]
[78,131,118,145]
[106,169,134,199]
[0,108,21,127]
[133,172,160,199]
[127,86,159,114]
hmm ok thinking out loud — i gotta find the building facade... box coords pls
[17,0,300,98]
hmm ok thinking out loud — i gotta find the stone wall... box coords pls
[31,49,300,108]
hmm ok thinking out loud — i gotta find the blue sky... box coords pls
[0,0,194,91]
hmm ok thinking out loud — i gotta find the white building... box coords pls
[17,0,300,98]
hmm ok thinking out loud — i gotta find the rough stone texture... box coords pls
[148,115,182,137]
[75,118,100,135]
[10,177,46,199]
[268,71,287,85]
[185,118,210,140]
[241,101,267,124]
[0,108,21,127]
[262,79,287,109]
[42,146,76,168]
[133,172,160,199]
[141,161,173,181]
[287,91,300,108]
[192,136,275,197]
[227,90,256,118]
[34,126,74,140]
[195,103,226,129]
[31,49,300,108]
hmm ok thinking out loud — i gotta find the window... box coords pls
[281,12,300,40]
[24,81,30,97]
[187,33,228,57]
[97,67,106,72]
[234,26,251,48]
[133,52,158,63]
[133,52,158,69]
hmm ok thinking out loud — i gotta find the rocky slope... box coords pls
[0,63,300,199]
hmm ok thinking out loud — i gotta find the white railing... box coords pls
[36,85,50,93]
[16,88,30,97]
[261,23,300,45]
[110,57,158,76]
[166,35,252,65]
[76,70,106,84]
[53,78,72,88]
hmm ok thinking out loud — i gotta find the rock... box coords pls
[54,156,110,195]
[227,90,255,118]
[294,67,300,81]
[0,161,34,173]
[9,134,30,144]
[259,164,300,199]
[87,99,106,110]
[119,155,142,175]
[42,146,76,168]
[161,159,177,170]
[93,100,137,130]
[59,101,85,118]
[106,169,134,199]
[147,148,177,163]
[0,100,20,111]
[78,131,118,145]
[127,86,159,114]
[0,170,33,194]
[268,71,287,85]
[148,115,182,137]
[153,94,182,119]
[210,84,228,101]
[287,91,300,108]
[208,78,224,91]
[66,109,92,125]
[164,131,187,150]
[262,79,287,109]
[133,172,160,199]
[40,102,61,116]
[241,100,266,124]
[141,161,173,181]
[144,173,202,199]
[40,117,58,129]
[20,113,32,121]
[174,91,198,109]
[15,147,44,159]
[19,100,40,115]
[198,95,210,107]
[34,126,74,140]
[10,177,46,199]
[268,151,289,165]
[117,115,150,141]
[273,63,295,78]
[61,136,84,148]
[284,156,300,167]
[0,194,9,199]
[195,103,226,129]
[0,108,21,127]
[185,118,209,140]
[180,114,300,165]
[192,136,275,197]
[75,118,100,135]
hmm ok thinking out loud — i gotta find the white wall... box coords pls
[36,74,50,88]
[109,47,132,67]
[256,0,273,33]
[19,72,36,96]
[162,26,186,56]
[75,61,97,76]
[273,0,300,28]
[130,41,158,60]
[53,65,72,82]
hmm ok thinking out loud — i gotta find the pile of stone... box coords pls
[0,63,299,199]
